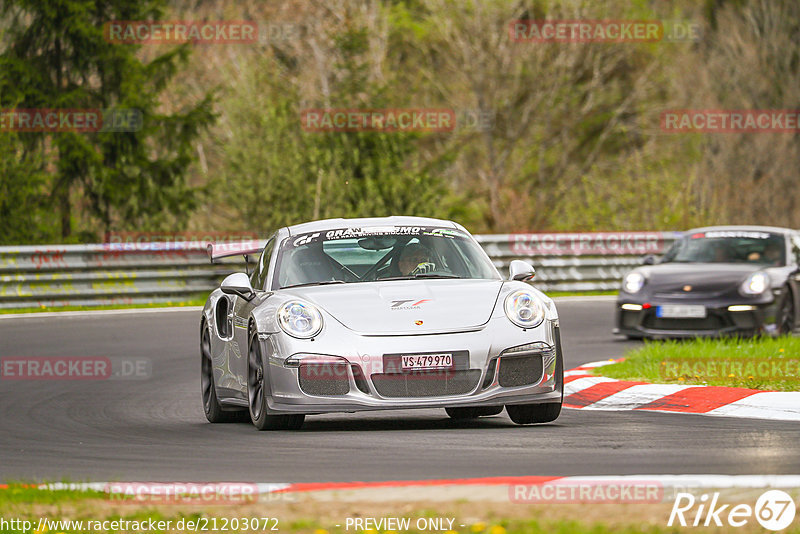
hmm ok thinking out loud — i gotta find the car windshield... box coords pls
[661,230,786,265]
[273,225,500,289]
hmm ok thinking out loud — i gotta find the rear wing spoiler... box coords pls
[207,240,265,263]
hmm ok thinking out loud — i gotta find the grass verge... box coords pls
[0,298,206,315]
[598,336,800,391]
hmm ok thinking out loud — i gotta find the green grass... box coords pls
[0,483,104,504]
[598,336,800,391]
[0,298,206,314]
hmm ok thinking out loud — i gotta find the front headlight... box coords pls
[740,272,770,295]
[504,290,545,329]
[277,300,323,338]
[622,272,645,293]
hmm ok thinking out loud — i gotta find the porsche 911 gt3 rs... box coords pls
[200,216,563,430]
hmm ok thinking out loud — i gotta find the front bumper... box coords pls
[261,320,562,414]
[613,294,780,338]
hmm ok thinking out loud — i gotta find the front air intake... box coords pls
[497,354,544,387]
[371,370,481,398]
[298,362,350,396]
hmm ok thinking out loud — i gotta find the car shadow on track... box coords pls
[199,414,565,433]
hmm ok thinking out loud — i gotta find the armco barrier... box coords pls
[476,231,681,293]
[0,243,246,309]
[0,232,680,309]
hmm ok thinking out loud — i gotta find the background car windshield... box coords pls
[274,226,499,288]
[661,231,785,265]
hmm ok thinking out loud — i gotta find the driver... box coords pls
[397,243,435,275]
[747,243,782,265]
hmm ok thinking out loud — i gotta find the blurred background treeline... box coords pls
[1,0,798,244]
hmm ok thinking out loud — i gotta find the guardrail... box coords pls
[0,231,681,309]
[476,231,681,293]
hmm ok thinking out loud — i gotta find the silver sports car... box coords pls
[201,216,563,430]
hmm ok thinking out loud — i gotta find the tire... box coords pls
[445,406,503,419]
[505,338,564,425]
[506,402,562,424]
[778,288,795,335]
[247,327,305,431]
[201,321,248,423]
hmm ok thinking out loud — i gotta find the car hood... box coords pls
[284,279,504,334]
[641,263,765,293]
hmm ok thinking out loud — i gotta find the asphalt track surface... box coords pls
[1,297,798,483]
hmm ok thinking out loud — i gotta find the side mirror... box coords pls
[508,260,536,281]
[220,272,255,301]
[641,254,657,265]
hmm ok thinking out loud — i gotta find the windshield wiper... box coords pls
[379,274,461,281]
[281,280,347,289]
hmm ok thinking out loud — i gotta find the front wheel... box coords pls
[247,328,305,431]
[506,402,562,424]
[445,406,503,419]
[778,289,795,335]
[506,339,564,425]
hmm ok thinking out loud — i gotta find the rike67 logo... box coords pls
[669,490,796,531]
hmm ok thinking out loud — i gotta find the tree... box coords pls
[689,0,800,226]
[0,0,215,242]
[210,3,450,235]
[0,132,55,244]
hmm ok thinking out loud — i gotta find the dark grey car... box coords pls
[615,226,800,338]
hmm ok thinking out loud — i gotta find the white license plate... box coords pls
[401,353,454,370]
[656,305,707,319]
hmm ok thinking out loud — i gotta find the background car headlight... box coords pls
[504,290,545,328]
[277,300,323,338]
[740,272,769,295]
[622,272,645,293]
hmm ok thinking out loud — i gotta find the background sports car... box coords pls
[615,225,800,338]
[201,216,563,430]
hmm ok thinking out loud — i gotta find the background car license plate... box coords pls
[401,353,453,370]
[656,305,707,318]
